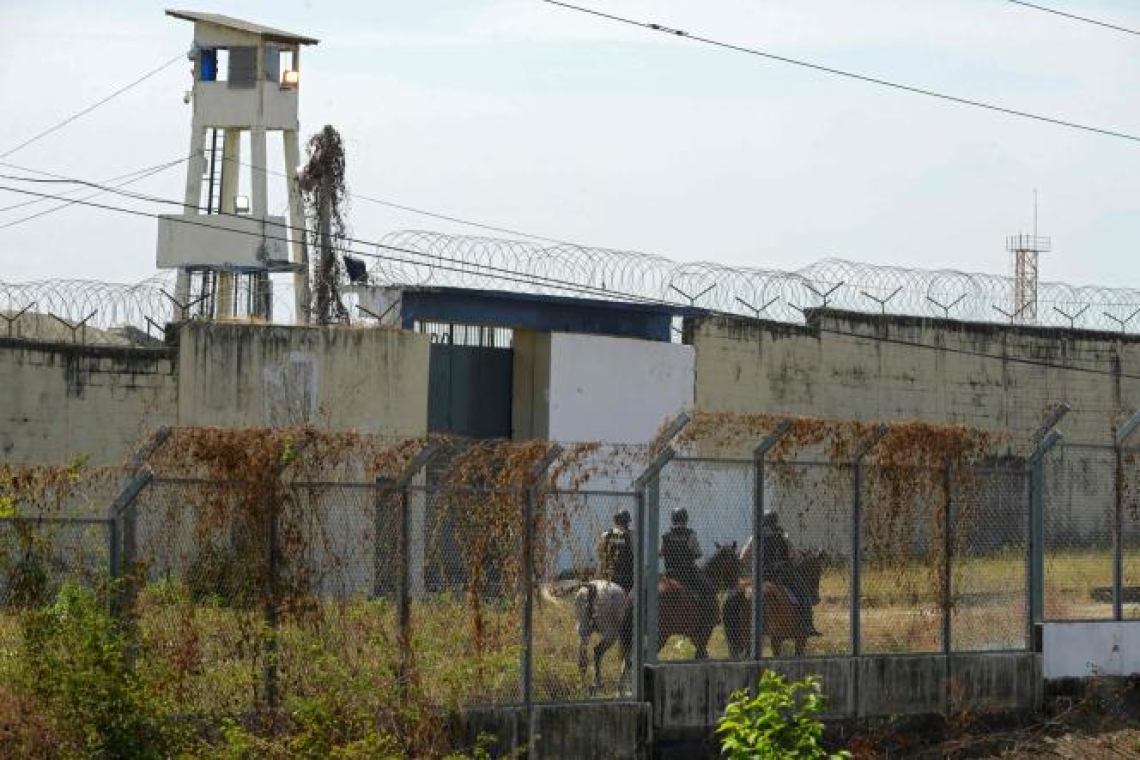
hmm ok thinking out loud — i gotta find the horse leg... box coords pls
[771,638,783,657]
[794,637,805,657]
[594,634,616,691]
[579,634,589,687]
[694,634,710,660]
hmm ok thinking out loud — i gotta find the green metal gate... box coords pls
[427,344,513,439]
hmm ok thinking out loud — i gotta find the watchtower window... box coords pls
[264,46,280,84]
[227,47,257,88]
[197,48,229,82]
[277,49,296,88]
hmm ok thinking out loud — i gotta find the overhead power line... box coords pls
[3,182,1140,383]
[542,0,1140,144]
[0,168,627,303]
[0,182,669,308]
[0,54,184,160]
[220,156,580,246]
[0,157,191,230]
[1006,0,1140,37]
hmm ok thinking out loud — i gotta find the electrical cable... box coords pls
[0,182,671,308]
[0,54,184,159]
[221,155,584,246]
[4,181,1140,382]
[542,0,1140,144]
[1006,0,1140,37]
[0,156,191,216]
[0,157,191,230]
[0,169,652,305]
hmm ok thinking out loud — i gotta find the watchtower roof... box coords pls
[165,9,319,46]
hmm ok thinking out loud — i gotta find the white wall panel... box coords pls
[547,333,693,444]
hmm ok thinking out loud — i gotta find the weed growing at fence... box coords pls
[716,671,850,759]
[19,581,184,759]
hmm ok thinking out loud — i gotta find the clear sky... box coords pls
[1,0,1139,291]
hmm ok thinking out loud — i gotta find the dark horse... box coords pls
[722,551,825,658]
[619,542,742,668]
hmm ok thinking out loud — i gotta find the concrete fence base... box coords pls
[455,653,1042,759]
[646,652,1042,757]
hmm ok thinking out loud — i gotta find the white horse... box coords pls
[573,579,628,691]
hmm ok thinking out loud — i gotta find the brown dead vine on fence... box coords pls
[420,437,602,686]
[675,412,999,624]
[0,461,122,608]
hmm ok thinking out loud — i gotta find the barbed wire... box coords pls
[4,231,1140,338]
[372,231,1140,333]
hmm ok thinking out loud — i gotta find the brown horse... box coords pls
[722,551,825,658]
[619,542,741,668]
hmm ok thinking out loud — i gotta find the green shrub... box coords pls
[21,582,182,758]
[186,542,262,608]
[716,671,850,760]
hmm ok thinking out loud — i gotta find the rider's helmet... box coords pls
[762,511,779,528]
[614,509,631,527]
[671,507,689,526]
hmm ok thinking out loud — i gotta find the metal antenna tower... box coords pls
[1007,191,1050,323]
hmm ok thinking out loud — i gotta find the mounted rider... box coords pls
[660,508,716,626]
[741,511,821,637]
[596,509,635,592]
[660,507,701,581]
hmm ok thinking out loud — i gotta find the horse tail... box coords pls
[585,582,598,629]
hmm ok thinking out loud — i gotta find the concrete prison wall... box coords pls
[176,321,430,435]
[689,309,1140,444]
[687,309,1140,546]
[2,322,431,468]
[0,337,178,466]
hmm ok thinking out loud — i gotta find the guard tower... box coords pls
[159,10,318,322]
[1007,233,1049,323]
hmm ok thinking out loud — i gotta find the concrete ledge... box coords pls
[858,654,945,717]
[647,652,1040,730]
[949,652,1042,714]
[768,658,856,719]
[455,654,1041,758]
[458,701,650,760]
[646,661,759,731]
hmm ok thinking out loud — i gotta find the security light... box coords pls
[234,195,250,214]
[282,69,299,87]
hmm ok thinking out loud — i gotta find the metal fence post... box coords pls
[942,462,953,657]
[521,445,562,717]
[108,516,121,583]
[110,468,153,624]
[376,444,436,692]
[628,414,688,693]
[632,446,678,672]
[852,464,862,658]
[398,487,411,686]
[1115,445,1124,622]
[1028,429,1062,644]
[264,491,281,715]
[752,420,792,659]
[645,475,661,666]
[850,425,888,659]
[632,487,645,700]
[374,476,397,599]
[1113,412,1140,622]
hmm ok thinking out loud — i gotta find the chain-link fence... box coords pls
[17,417,1140,717]
[1041,441,1140,621]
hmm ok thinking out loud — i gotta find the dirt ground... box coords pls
[846,680,1140,759]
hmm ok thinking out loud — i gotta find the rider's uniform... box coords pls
[596,526,634,592]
